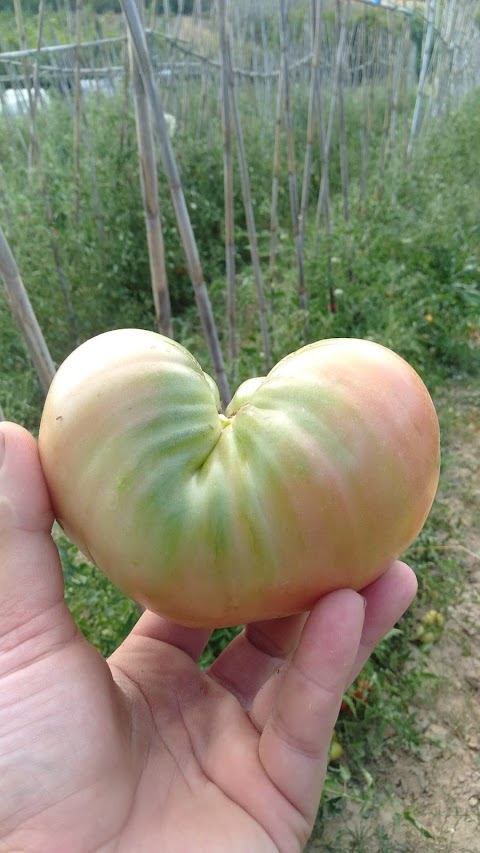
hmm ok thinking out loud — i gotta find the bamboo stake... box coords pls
[218,0,236,363]
[407,0,438,163]
[417,0,443,142]
[376,9,394,199]
[150,0,158,31]
[180,30,192,129]
[82,111,105,248]
[0,226,55,396]
[164,0,171,33]
[314,25,331,235]
[164,0,181,119]
[368,23,380,178]
[268,54,284,280]
[299,0,323,248]
[448,0,468,111]
[223,5,271,371]
[196,58,210,137]
[129,0,172,338]
[0,167,13,235]
[463,3,480,97]
[359,15,369,213]
[260,15,273,119]
[64,0,73,32]
[279,0,306,315]
[194,3,216,136]
[12,0,37,168]
[30,0,47,167]
[400,31,412,169]
[40,183,80,342]
[94,15,118,95]
[390,18,410,204]
[441,3,461,115]
[48,23,73,103]
[249,20,260,119]
[15,4,80,346]
[389,21,407,157]
[119,35,131,155]
[73,0,82,225]
[430,0,458,119]
[351,15,361,88]
[336,0,350,226]
[220,3,272,370]
[426,2,444,120]
[121,0,230,406]
[315,0,351,227]
[76,21,106,249]
[319,7,335,304]
[12,0,33,108]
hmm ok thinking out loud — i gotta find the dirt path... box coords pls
[400,384,480,852]
[309,384,480,852]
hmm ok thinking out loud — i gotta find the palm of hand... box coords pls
[0,425,417,853]
[0,576,339,853]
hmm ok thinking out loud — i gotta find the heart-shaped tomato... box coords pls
[38,330,440,627]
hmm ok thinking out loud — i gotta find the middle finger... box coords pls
[207,611,308,707]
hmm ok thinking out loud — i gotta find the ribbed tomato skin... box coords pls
[38,330,440,627]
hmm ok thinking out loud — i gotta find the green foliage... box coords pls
[59,531,140,658]
[296,92,480,384]
[199,626,243,668]
[312,497,463,845]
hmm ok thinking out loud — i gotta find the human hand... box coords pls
[0,423,417,852]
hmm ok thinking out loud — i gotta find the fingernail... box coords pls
[361,595,367,610]
[0,430,5,470]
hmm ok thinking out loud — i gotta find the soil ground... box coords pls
[308,383,480,852]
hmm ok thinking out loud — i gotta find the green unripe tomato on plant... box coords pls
[38,330,440,628]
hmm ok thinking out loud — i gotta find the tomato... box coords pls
[422,609,444,628]
[38,330,440,628]
[340,679,372,715]
[353,679,372,703]
[328,739,344,762]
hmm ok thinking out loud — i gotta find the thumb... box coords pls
[0,422,69,642]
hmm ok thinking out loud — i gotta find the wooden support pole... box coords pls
[0,227,55,396]
[222,1,271,371]
[218,0,237,363]
[121,0,231,406]
[279,0,306,315]
[129,0,173,338]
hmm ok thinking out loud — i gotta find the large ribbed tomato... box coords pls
[38,330,440,628]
